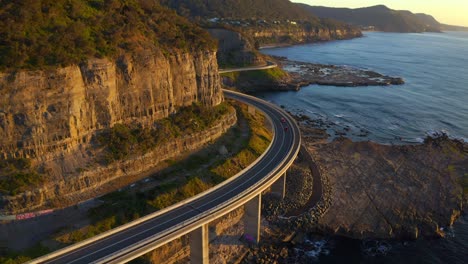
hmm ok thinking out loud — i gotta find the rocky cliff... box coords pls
[0,50,227,213]
[246,26,362,46]
[207,28,266,67]
[0,50,222,161]
[2,108,236,214]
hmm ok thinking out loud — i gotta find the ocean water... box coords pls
[260,32,468,144]
[259,32,468,263]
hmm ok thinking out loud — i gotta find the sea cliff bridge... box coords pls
[29,89,301,264]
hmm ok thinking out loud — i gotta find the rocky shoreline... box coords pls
[276,56,405,88]
[220,56,405,94]
[240,115,467,263]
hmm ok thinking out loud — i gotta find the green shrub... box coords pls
[211,104,272,180]
[461,173,468,196]
[0,171,43,196]
[0,244,49,264]
[98,102,231,163]
[243,67,287,81]
[0,158,31,170]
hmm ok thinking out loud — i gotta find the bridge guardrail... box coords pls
[100,91,301,263]
[28,90,278,264]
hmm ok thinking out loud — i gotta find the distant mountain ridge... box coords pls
[160,0,363,67]
[161,0,319,22]
[441,24,468,31]
[298,4,444,33]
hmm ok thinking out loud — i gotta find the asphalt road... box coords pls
[218,61,277,73]
[32,89,300,264]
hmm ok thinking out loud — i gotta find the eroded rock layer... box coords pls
[3,109,237,214]
[0,50,222,161]
[247,26,362,46]
[0,49,227,213]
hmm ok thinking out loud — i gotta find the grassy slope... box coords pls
[221,67,289,92]
[222,68,287,83]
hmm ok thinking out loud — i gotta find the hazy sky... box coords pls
[291,0,468,27]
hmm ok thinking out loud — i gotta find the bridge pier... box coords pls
[271,172,287,199]
[244,194,262,243]
[190,224,209,264]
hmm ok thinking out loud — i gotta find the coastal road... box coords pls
[218,61,277,73]
[30,89,301,264]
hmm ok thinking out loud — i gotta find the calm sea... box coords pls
[260,32,468,263]
[261,31,468,144]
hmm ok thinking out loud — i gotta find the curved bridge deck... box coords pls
[30,90,301,264]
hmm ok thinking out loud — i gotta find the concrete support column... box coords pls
[244,194,262,243]
[190,224,209,264]
[271,172,287,199]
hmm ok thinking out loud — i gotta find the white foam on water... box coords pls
[283,65,301,73]
[415,137,425,143]
[304,239,328,258]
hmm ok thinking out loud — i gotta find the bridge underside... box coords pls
[189,173,287,263]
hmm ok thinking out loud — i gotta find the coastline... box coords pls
[241,31,468,262]
[221,54,405,95]
[275,56,405,88]
[242,114,467,263]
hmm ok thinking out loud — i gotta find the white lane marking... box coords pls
[51,97,293,263]
[68,125,287,264]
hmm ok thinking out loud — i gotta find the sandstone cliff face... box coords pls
[245,26,363,45]
[208,27,361,68]
[0,50,222,161]
[207,28,265,67]
[2,108,237,214]
[0,50,228,213]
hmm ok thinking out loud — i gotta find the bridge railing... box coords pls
[102,91,302,263]
[28,90,278,264]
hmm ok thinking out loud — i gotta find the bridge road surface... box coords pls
[33,89,300,264]
[218,61,277,73]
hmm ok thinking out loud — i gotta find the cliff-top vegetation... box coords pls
[160,0,359,38]
[0,0,216,70]
[301,4,442,33]
[161,0,317,22]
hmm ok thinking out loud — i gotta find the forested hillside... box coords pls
[300,4,442,32]
[161,0,318,22]
[159,0,361,67]
[0,0,216,70]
